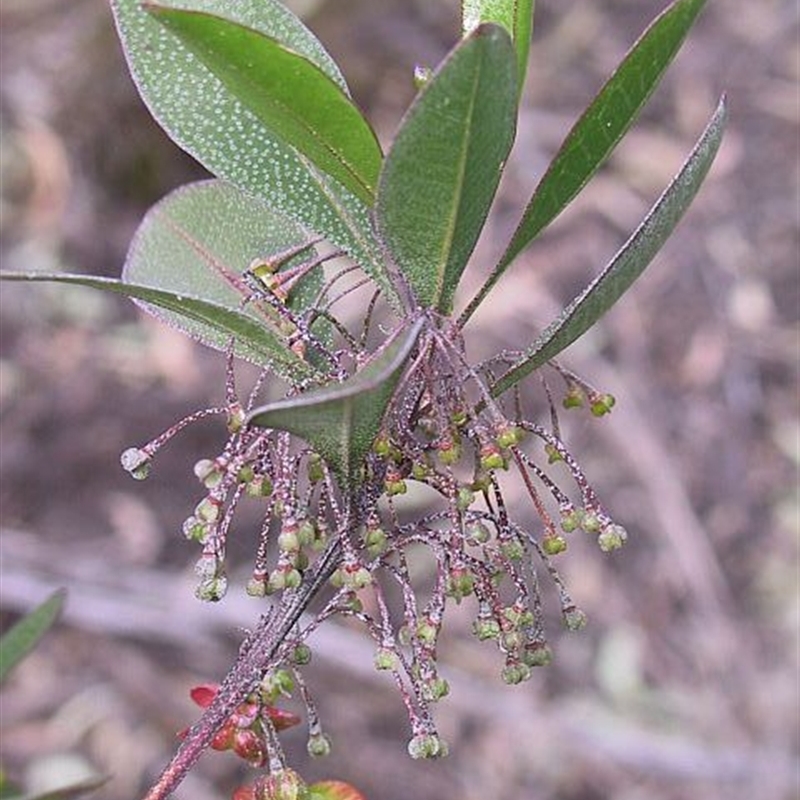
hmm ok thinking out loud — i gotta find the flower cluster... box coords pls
[121,250,628,771]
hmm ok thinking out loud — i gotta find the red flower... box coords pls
[179,683,300,768]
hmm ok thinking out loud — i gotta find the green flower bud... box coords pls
[268,569,286,593]
[236,464,255,485]
[563,606,588,631]
[501,603,531,628]
[450,408,468,428]
[278,527,300,553]
[246,574,267,597]
[307,732,332,758]
[480,443,506,471]
[501,661,531,685]
[329,568,344,589]
[120,447,151,480]
[416,620,437,646]
[581,511,601,533]
[345,565,372,590]
[193,458,221,487]
[260,668,294,701]
[437,438,461,466]
[284,568,302,589]
[411,461,430,481]
[560,507,583,533]
[227,403,245,433]
[590,392,616,417]
[501,630,523,651]
[562,386,585,409]
[245,475,273,497]
[408,733,449,760]
[465,520,491,545]
[374,647,398,671]
[542,534,568,556]
[446,567,475,603]
[182,515,208,542]
[500,539,525,561]
[339,592,363,613]
[195,497,221,524]
[292,643,312,666]
[385,478,407,496]
[545,443,563,464]
[195,574,227,602]
[252,768,308,800]
[598,523,628,552]
[373,434,392,457]
[496,424,525,448]
[423,676,450,701]
[522,642,553,667]
[364,526,388,558]
[472,618,501,640]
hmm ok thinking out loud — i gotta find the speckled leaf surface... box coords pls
[121,179,325,377]
[144,5,382,204]
[111,0,400,308]
[247,319,424,486]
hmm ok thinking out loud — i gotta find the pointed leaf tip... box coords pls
[246,318,425,486]
[491,95,726,397]
[461,0,709,324]
[462,0,534,99]
[0,588,66,684]
[376,23,517,314]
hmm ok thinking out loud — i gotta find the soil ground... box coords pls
[0,1,797,799]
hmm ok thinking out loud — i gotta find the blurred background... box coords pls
[0,1,797,799]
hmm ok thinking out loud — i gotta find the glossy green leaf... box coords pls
[462,0,534,98]
[0,272,319,384]
[121,179,327,372]
[144,4,382,205]
[0,589,65,684]
[376,24,517,314]
[111,0,401,309]
[247,319,424,486]
[491,96,726,398]
[461,0,708,324]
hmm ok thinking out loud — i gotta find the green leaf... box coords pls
[247,319,424,487]
[143,4,382,205]
[111,0,401,309]
[309,781,367,800]
[461,0,708,324]
[122,179,326,372]
[0,272,319,384]
[25,774,110,800]
[462,0,534,98]
[375,24,517,314]
[491,96,726,398]
[0,589,65,684]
